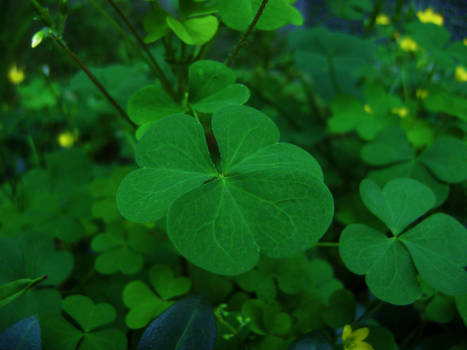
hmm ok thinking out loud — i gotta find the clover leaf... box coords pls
[360,178,435,235]
[41,295,127,350]
[127,60,250,126]
[339,178,467,305]
[149,264,192,301]
[218,0,303,32]
[117,105,334,275]
[122,281,173,329]
[360,128,461,206]
[91,223,157,275]
[143,2,218,45]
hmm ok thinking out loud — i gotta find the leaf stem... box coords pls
[88,0,155,71]
[50,34,137,129]
[106,0,177,101]
[315,242,339,247]
[27,134,41,167]
[226,0,269,66]
[355,299,384,323]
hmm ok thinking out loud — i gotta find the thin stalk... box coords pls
[226,0,269,66]
[27,135,41,167]
[106,0,177,100]
[328,55,341,93]
[365,0,386,36]
[50,34,137,129]
[356,299,384,323]
[299,76,324,120]
[88,0,154,70]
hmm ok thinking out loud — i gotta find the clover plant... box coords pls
[1,0,466,349]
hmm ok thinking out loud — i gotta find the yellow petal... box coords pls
[342,325,353,341]
[352,327,370,342]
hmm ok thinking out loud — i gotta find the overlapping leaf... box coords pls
[218,0,303,31]
[41,295,127,350]
[127,60,250,126]
[361,128,467,205]
[117,105,334,275]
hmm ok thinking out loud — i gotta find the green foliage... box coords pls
[2,0,466,348]
[118,105,333,275]
[42,295,127,350]
[340,178,467,305]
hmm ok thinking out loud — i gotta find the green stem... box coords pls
[316,242,339,248]
[365,0,386,36]
[27,135,40,167]
[299,76,324,120]
[88,0,155,70]
[106,0,177,101]
[50,34,137,129]
[328,55,341,93]
[356,299,384,323]
[226,0,269,66]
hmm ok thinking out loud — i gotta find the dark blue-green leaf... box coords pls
[137,295,216,350]
[0,315,41,350]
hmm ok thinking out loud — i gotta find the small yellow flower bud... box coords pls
[455,66,467,82]
[8,64,25,85]
[416,89,429,99]
[58,131,75,148]
[31,28,49,48]
[391,107,408,118]
[416,8,443,26]
[376,14,391,26]
[399,37,419,52]
[364,104,373,114]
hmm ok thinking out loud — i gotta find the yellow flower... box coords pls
[416,89,429,99]
[416,8,443,26]
[392,107,408,118]
[363,104,373,115]
[399,37,418,52]
[58,131,75,148]
[376,14,391,26]
[342,325,374,350]
[463,38,467,46]
[455,66,467,82]
[8,64,25,85]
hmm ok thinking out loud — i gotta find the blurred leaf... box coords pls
[149,264,191,300]
[322,289,356,328]
[287,330,334,349]
[137,295,216,350]
[167,15,218,46]
[123,280,173,329]
[219,0,303,31]
[424,294,456,323]
[419,137,467,183]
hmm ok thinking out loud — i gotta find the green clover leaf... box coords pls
[143,3,218,45]
[117,105,334,275]
[127,60,250,126]
[360,178,435,235]
[361,128,460,206]
[219,0,303,32]
[339,179,467,305]
[149,264,192,301]
[91,224,157,275]
[42,295,127,350]
[122,281,173,329]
